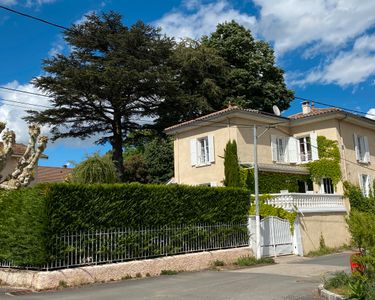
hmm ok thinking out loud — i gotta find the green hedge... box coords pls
[0,183,250,265]
[0,188,48,265]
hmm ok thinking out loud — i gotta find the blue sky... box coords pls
[0,0,374,167]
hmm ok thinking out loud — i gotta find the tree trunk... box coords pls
[111,119,125,182]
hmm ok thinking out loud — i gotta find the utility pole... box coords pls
[253,125,261,259]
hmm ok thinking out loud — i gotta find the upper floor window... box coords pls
[197,137,209,164]
[354,134,370,163]
[190,135,215,166]
[271,136,287,163]
[359,174,372,197]
[272,132,318,164]
[299,136,312,162]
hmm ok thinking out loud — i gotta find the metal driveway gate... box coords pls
[249,216,296,257]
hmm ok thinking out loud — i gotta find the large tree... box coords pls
[26,12,174,180]
[202,21,294,112]
[154,39,228,130]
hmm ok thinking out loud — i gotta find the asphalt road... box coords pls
[0,252,351,300]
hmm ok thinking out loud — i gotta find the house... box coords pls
[35,166,73,183]
[165,101,375,254]
[0,143,72,184]
[0,143,48,180]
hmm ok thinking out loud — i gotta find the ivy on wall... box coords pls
[249,195,297,231]
[306,136,342,185]
[239,136,342,194]
[240,168,310,194]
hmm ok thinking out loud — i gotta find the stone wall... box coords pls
[0,247,252,291]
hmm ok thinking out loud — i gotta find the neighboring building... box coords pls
[36,166,73,183]
[165,101,375,254]
[0,143,48,180]
[0,143,71,184]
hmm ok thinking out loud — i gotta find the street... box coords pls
[1,252,351,300]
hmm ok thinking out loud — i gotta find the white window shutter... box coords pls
[354,133,359,161]
[208,135,215,163]
[364,136,370,163]
[190,139,197,166]
[370,175,374,195]
[358,174,365,195]
[271,135,277,162]
[288,137,298,163]
[310,132,319,161]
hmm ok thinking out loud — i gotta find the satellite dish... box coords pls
[272,105,281,116]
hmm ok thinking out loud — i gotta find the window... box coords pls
[321,178,334,194]
[271,136,287,163]
[297,180,313,193]
[299,136,312,162]
[276,137,287,162]
[197,137,209,164]
[354,134,370,163]
[190,136,215,166]
[359,174,372,197]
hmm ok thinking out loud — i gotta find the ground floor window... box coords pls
[297,180,314,193]
[320,178,334,194]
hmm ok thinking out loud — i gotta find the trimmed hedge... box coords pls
[0,183,250,265]
[0,188,48,265]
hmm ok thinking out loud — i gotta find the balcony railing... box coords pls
[264,193,346,213]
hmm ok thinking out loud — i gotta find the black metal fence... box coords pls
[0,223,249,270]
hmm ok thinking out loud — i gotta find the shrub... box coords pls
[69,153,119,184]
[212,260,225,267]
[224,140,241,187]
[324,271,351,289]
[234,256,274,266]
[160,270,178,275]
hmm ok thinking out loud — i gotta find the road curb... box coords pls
[318,284,347,300]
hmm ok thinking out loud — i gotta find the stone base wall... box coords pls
[299,212,351,254]
[0,247,252,291]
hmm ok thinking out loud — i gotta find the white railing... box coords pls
[265,193,346,213]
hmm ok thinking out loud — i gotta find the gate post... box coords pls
[292,215,304,256]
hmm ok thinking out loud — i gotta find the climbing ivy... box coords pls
[306,136,341,185]
[240,168,310,194]
[249,195,297,232]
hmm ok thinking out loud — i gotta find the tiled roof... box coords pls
[37,166,72,183]
[164,106,284,132]
[0,143,48,158]
[288,107,342,120]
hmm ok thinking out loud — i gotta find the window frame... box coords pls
[298,136,312,163]
[320,177,335,194]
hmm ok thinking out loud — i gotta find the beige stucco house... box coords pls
[165,101,375,254]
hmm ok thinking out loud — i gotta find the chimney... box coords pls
[302,101,311,114]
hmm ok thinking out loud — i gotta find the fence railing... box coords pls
[0,223,249,271]
[265,193,346,212]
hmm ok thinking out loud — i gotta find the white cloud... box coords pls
[293,33,375,86]
[0,0,56,6]
[0,0,17,5]
[366,108,375,120]
[255,0,375,55]
[155,0,256,40]
[0,81,102,148]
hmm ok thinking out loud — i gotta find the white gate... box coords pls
[248,216,303,257]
